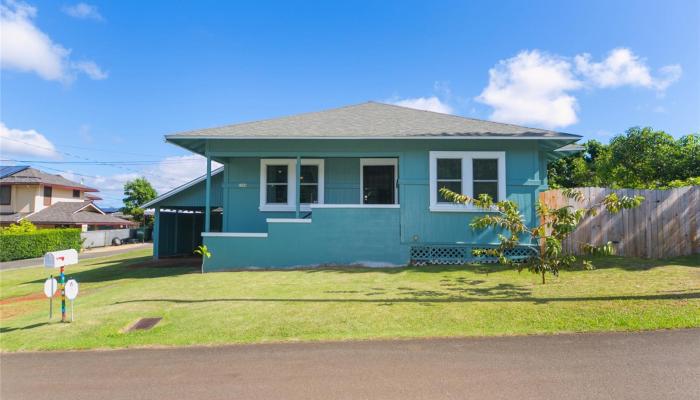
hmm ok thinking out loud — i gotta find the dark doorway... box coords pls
[362,164,396,204]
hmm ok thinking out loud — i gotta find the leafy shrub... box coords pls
[0,228,82,261]
[0,220,37,234]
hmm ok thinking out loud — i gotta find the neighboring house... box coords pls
[144,102,581,271]
[0,166,133,230]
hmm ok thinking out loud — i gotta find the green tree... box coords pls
[122,177,157,221]
[548,140,606,188]
[439,188,643,284]
[548,128,700,189]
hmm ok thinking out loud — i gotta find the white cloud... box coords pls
[391,96,453,114]
[147,155,223,194]
[0,1,69,81]
[81,155,223,206]
[72,60,108,80]
[0,121,59,158]
[0,0,106,82]
[574,48,682,91]
[477,48,682,129]
[476,50,582,129]
[61,2,102,21]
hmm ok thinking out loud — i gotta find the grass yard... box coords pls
[1,249,698,351]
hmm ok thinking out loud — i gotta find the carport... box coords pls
[143,168,223,258]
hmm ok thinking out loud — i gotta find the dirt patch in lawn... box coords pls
[0,293,49,321]
[0,292,46,305]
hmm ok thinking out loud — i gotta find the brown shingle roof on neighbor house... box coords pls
[166,102,581,139]
[26,201,135,226]
[0,167,97,191]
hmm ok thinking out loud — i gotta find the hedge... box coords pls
[0,228,82,262]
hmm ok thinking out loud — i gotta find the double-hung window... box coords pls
[429,151,505,212]
[259,159,324,212]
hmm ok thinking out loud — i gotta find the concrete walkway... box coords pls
[0,243,152,270]
[2,329,698,400]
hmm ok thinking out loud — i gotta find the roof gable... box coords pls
[166,102,580,140]
[25,201,132,226]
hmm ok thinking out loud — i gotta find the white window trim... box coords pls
[266,218,312,223]
[359,158,398,205]
[202,232,268,238]
[429,151,505,212]
[310,204,400,209]
[259,159,324,212]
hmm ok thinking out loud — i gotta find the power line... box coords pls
[47,142,161,158]
[1,136,156,158]
[28,164,102,179]
[1,136,196,186]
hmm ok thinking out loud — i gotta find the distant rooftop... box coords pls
[0,166,97,191]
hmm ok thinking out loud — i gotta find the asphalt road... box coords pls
[2,329,698,400]
[0,243,152,270]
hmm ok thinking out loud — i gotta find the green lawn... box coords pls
[1,249,698,351]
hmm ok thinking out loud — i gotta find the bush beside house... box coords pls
[0,228,82,261]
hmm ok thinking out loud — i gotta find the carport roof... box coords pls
[143,167,224,209]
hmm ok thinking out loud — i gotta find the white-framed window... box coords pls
[259,159,324,212]
[429,151,505,212]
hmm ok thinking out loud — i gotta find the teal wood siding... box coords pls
[217,139,542,235]
[155,172,224,208]
[204,207,405,270]
[325,158,361,204]
[165,138,553,269]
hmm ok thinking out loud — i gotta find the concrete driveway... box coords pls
[2,329,698,400]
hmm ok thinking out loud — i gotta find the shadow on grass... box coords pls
[23,256,198,284]
[299,255,699,275]
[0,322,49,333]
[113,292,699,306]
[302,264,504,275]
[568,255,700,271]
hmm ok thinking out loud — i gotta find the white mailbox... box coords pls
[44,249,79,268]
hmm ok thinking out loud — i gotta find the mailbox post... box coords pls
[44,250,79,323]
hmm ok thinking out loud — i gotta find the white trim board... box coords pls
[202,232,268,238]
[310,204,400,209]
[266,218,312,223]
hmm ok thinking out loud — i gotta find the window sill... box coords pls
[429,204,498,213]
[259,205,314,212]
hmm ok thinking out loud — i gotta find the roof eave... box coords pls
[166,135,581,140]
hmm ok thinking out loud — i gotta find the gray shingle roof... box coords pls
[166,102,580,140]
[0,212,27,223]
[26,201,134,226]
[0,167,97,191]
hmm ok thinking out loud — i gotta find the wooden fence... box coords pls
[539,187,700,259]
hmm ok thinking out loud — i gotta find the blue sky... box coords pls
[1,0,698,207]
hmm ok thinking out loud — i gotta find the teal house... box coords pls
[144,102,580,271]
